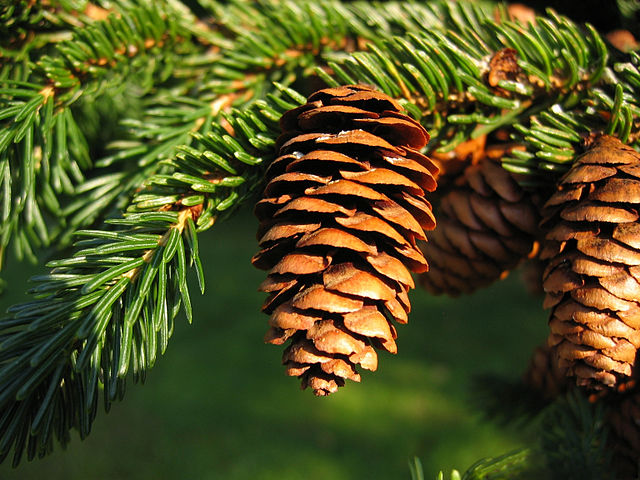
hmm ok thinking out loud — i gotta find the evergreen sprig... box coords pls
[56,94,215,245]
[0,84,89,265]
[419,390,610,480]
[317,3,631,188]
[308,2,640,189]
[0,208,200,467]
[0,0,95,56]
[471,377,615,480]
[539,391,612,480]
[2,0,402,267]
[0,1,211,266]
[37,6,189,101]
[417,450,538,480]
[0,84,301,465]
[197,0,374,100]
[501,51,640,183]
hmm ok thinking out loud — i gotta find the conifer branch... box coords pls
[56,94,220,245]
[0,207,200,466]
[314,3,640,186]
[540,391,613,480]
[0,85,301,465]
[197,0,374,102]
[0,1,108,60]
[421,390,610,479]
[0,84,89,265]
[0,1,212,266]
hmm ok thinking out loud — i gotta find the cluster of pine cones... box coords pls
[251,84,640,474]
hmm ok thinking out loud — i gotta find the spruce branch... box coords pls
[313,3,640,188]
[419,450,540,480]
[0,84,301,466]
[473,376,614,480]
[2,0,639,473]
[0,84,89,265]
[501,51,640,184]
[539,391,613,480]
[0,207,201,467]
[422,391,611,480]
[34,3,195,104]
[197,0,375,102]
[462,449,540,480]
[56,93,219,245]
[2,0,348,260]
[0,1,212,266]
[0,1,108,59]
[54,80,289,246]
[347,0,497,40]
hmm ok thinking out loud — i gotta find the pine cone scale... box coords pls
[370,200,427,239]
[322,263,397,301]
[599,272,640,300]
[366,252,415,288]
[577,237,640,264]
[335,212,408,245]
[590,178,640,202]
[269,253,331,275]
[290,284,364,313]
[613,223,640,248]
[561,203,639,223]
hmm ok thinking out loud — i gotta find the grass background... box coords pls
[0,206,548,479]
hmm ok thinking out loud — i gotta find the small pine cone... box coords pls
[522,345,569,400]
[540,134,640,390]
[252,85,438,396]
[419,152,541,296]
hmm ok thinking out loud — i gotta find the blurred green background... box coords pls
[0,207,547,480]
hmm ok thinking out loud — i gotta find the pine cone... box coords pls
[419,149,541,296]
[541,134,640,390]
[252,85,438,396]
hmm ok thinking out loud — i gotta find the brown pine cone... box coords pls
[252,85,438,396]
[419,149,542,296]
[541,134,640,390]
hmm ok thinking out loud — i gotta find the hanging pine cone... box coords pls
[541,134,640,390]
[419,146,542,296]
[252,85,438,396]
